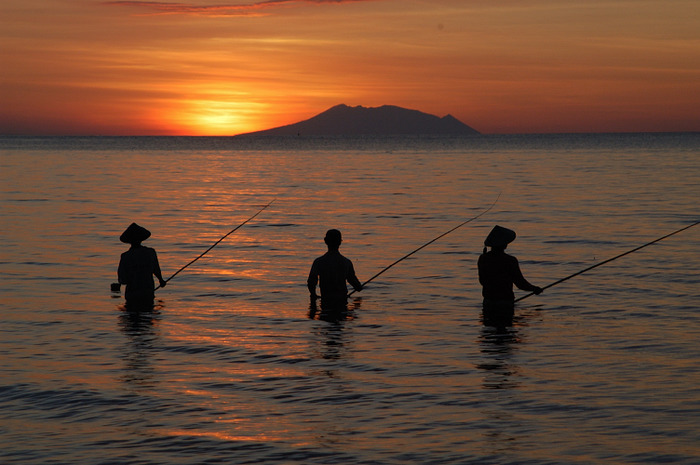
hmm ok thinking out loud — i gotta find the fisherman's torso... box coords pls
[312,250,354,299]
[119,246,158,300]
[478,251,520,301]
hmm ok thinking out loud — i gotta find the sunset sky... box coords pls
[1,0,699,135]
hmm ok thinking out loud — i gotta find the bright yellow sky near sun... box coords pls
[1,0,699,135]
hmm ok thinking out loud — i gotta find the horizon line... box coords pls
[1,130,698,138]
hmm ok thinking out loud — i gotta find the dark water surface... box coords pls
[1,134,699,464]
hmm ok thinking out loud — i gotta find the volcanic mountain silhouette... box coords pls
[237,104,479,136]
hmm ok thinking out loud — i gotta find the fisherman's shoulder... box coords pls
[121,248,138,259]
[312,253,330,265]
[480,250,518,264]
[322,250,345,258]
[332,251,353,264]
[124,245,156,257]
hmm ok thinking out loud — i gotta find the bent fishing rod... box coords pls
[154,199,275,291]
[515,218,700,303]
[348,193,500,297]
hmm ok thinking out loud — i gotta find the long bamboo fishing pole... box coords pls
[348,193,501,297]
[154,199,275,291]
[515,219,700,303]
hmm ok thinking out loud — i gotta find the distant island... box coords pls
[236,104,480,136]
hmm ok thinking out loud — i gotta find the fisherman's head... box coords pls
[484,225,516,252]
[120,223,151,246]
[324,229,342,250]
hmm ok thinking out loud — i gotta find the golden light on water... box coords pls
[158,429,286,443]
[2,125,699,462]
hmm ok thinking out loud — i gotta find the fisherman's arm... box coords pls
[477,254,487,286]
[347,261,363,292]
[511,258,542,294]
[307,262,319,299]
[152,249,167,288]
[117,256,129,285]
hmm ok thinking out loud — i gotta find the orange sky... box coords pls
[1,0,699,135]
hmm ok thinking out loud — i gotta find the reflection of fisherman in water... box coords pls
[309,295,362,322]
[478,225,542,327]
[308,297,361,363]
[307,229,363,310]
[118,306,161,389]
[117,223,166,308]
[477,325,522,390]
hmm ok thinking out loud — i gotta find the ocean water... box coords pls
[1,133,699,464]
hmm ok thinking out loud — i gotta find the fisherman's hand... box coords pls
[159,279,167,288]
[533,286,543,295]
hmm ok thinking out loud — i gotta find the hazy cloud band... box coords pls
[104,0,377,16]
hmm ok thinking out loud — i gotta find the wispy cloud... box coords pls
[104,0,377,17]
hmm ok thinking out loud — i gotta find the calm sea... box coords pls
[1,134,699,464]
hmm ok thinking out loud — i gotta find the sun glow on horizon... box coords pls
[174,99,263,136]
[154,81,283,135]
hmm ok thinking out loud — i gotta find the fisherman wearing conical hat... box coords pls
[478,225,542,326]
[117,223,166,308]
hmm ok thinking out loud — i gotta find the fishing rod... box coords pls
[154,199,275,291]
[515,219,700,303]
[348,193,500,297]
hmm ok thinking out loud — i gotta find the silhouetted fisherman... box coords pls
[117,223,166,308]
[478,225,542,326]
[308,229,362,310]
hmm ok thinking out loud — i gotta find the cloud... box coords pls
[104,0,377,17]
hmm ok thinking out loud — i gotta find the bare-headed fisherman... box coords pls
[308,229,362,310]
